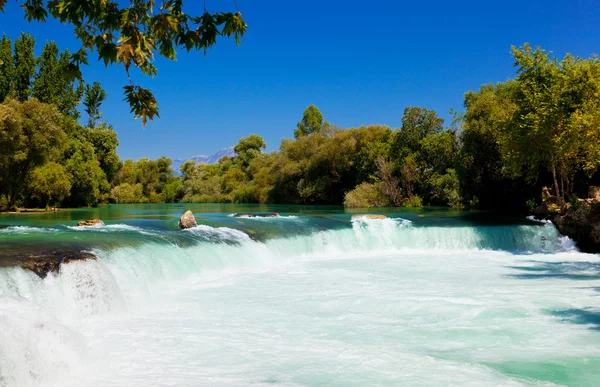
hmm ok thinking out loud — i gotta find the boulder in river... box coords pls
[179,210,197,229]
[235,213,280,218]
[77,219,105,227]
[351,214,387,220]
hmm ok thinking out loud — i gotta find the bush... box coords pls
[344,182,389,208]
[402,195,423,208]
[0,196,8,212]
[569,194,582,211]
[525,198,537,212]
[428,169,462,208]
[110,183,145,203]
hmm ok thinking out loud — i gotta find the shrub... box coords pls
[402,195,423,208]
[569,194,582,211]
[428,169,462,208]
[110,183,145,203]
[344,182,389,208]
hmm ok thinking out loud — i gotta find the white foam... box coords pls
[1,222,598,386]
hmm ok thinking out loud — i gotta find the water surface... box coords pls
[0,204,599,386]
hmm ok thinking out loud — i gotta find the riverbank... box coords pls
[0,207,60,214]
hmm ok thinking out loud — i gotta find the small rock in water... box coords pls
[351,214,387,220]
[179,210,197,229]
[235,213,280,218]
[77,219,105,227]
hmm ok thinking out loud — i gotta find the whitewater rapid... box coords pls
[1,217,599,386]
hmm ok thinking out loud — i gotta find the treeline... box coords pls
[0,34,119,210]
[1,39,599,211]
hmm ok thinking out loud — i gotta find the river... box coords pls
[0,204,599,386]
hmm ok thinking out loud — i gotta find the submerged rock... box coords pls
[179,210,197,229]
[351,214,387,220]
[235,213,280,218]
[77,219,105,227]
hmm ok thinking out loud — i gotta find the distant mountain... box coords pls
[171,146,235,175]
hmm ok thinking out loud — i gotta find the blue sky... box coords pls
[0,0,598,160]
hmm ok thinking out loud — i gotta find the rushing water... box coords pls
[1,204,599,386]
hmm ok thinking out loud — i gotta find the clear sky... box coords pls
[0,0,598,160]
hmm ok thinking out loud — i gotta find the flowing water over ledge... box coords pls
[0,204,599,386]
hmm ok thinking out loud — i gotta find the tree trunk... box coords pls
[551,158,563,205]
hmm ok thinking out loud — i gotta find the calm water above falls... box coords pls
[1,204,600,386]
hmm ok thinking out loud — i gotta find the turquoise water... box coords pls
[1,204,599,386]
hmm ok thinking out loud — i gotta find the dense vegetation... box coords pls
[1,40,599,212]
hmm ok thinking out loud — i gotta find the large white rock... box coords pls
[179,210,197,229]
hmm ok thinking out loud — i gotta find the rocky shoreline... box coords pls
[534,187,600,253]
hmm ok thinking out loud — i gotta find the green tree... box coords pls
[85,124,121,182]
[233,134,267,170]
[13,32,35,102]
[394,107,444,159]
[33,41,83,117]
[111,183,145,203]
[507,44,600,203]
[0,1,247,125]
[83,81,107,127]
[0,99,67,207]
[0,34,14,101]
[63,139,109,206]
[459,81,524,209]
[29,162,71,206]
[294,104,329,138]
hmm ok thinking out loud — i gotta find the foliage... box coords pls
[294,104,330,138]
[13,32,35,102]
[0,35,14,101]
[344,182,388,208]
[428,169,462,208]
[402,195,423,208]
[233,134,266,170]
[83,81,107,127]
[111,183,145,204]
[113,157,175,202]
[569,195,582,211]
[32,40,83,117]
[28,162,71,206]
[0,0,247,124]
[0,99,66,207]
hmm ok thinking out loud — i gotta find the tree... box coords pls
[13,32,35,102]
[507,44,600,203]
[234,134,267,170]
[63,139,109,205]
[0,99,67,207]
[394,106,444,158]
[83,81,107,127]
[459,81,524,209]
[294,104,329,138]
[33,41,83,117]
[0,1,247,125]
[85,124,121,181]
[0,34,14,101]
[29,162,71,206]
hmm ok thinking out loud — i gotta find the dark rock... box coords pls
[77,219,105,227]
[179,210,197,229]
[552,199,600,253]
[5,250,97,278]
